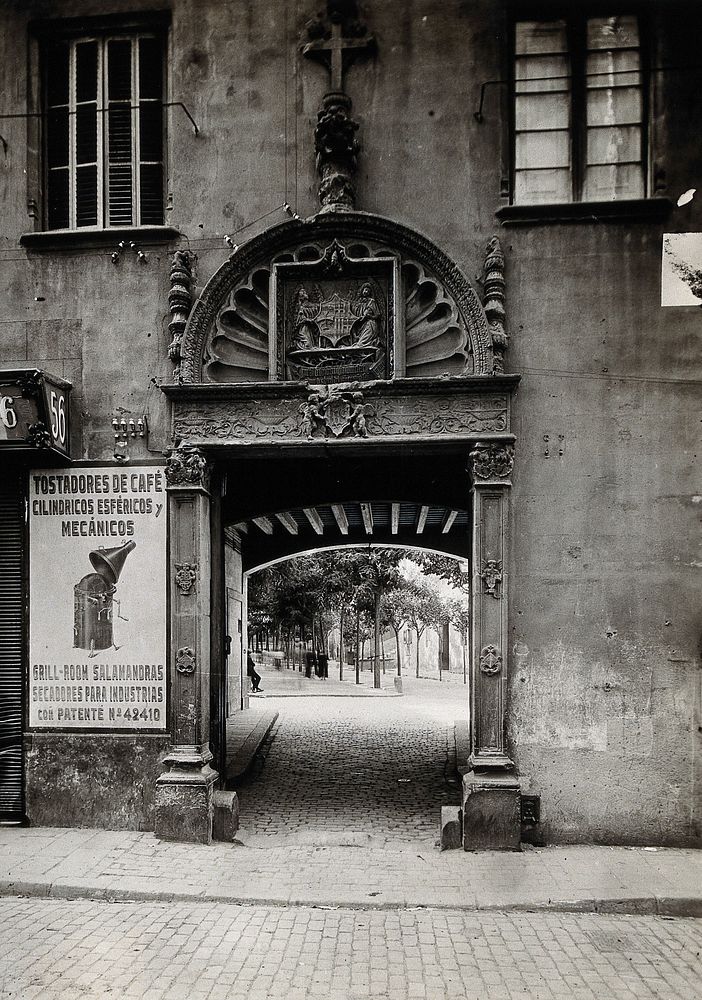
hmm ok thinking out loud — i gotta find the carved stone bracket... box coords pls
[480,558,503,598]
[483,237,507,374]
[315,92,360,210]
[479,644,502,675]
[168,250,196,382]
[175,647,196,675]
[469,442,514,481]
[174,563,197,595]
[165,442,210,492]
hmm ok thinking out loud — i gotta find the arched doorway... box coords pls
[156,212,520,849]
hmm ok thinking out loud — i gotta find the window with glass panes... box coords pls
[513,14,644,204]
[45,34,164,230]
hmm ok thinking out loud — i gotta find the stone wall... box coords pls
[1,0,700,843]
[24,733,170,830]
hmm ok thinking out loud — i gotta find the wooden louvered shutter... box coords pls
[106,39,135,225]
[0,469,25,820]
[45,33,164,230]
[137,36,165,225]
[46,41,71,230]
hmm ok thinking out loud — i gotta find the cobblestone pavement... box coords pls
[235,673,464,844]
[1,897,700,1000]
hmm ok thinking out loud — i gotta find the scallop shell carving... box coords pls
[203,241,473,382]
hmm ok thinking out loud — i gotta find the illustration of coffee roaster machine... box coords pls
[73,540,135,657]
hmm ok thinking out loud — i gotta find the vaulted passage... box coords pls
[220,448,473,570]
[207,445,475,802]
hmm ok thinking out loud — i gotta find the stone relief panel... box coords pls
[172,392,508,445]
[368,396,507,437]
[276,241,393,384]
[202,237,475,384]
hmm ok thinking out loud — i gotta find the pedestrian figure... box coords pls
[247,651,263,693]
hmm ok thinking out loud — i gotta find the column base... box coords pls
[462,770,521,851]
[154,747,218,844]
[469,751,515,771]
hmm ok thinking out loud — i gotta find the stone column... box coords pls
[463,441,521,850]
[154,442,217,843]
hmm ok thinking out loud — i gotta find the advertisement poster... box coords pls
[29,465,167,730]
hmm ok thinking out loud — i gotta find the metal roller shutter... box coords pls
[0,468,25,820]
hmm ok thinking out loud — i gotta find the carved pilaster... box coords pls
[155,445,216,844]
[168,250,195,382]
[468,442,514,772]
[483,237,507,375]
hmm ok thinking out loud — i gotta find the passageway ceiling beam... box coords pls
[232,501,470,573]
[332,504,349,535]
[303,508,324,534]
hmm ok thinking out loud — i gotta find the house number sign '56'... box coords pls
[0,371,70,455]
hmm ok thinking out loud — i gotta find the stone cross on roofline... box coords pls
[302,0,375,213]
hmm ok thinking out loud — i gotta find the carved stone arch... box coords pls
[179,212,496,383]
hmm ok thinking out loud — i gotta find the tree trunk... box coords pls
[373,591,381,689]
[415,627,421,678]
[355,613,361,685]
[394,628,402,676]
[339,607,345,681]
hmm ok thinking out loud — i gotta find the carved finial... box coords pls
[483,236,507,374]
[168,250,195,379]
[302,1,374,212]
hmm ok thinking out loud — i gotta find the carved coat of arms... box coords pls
[275,242,394,384]
[299,385,374,439]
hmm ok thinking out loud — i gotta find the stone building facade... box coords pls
[0,0,699,848]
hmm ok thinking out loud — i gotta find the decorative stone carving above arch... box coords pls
[177,212,502,383]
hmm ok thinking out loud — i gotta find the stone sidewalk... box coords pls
[1,826,701,917]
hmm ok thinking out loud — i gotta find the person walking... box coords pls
[246,650,263,693]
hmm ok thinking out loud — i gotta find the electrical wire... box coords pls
[0,202,302,261]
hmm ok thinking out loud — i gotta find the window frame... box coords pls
[29,12,169,235]
[509,4,651,206]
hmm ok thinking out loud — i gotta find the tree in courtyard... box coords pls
[344,548,403,688]
[400,579,446,678]
[381,587,414,676]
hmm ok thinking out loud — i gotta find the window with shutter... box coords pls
[513,13,645,204]
[44,33,164,230]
